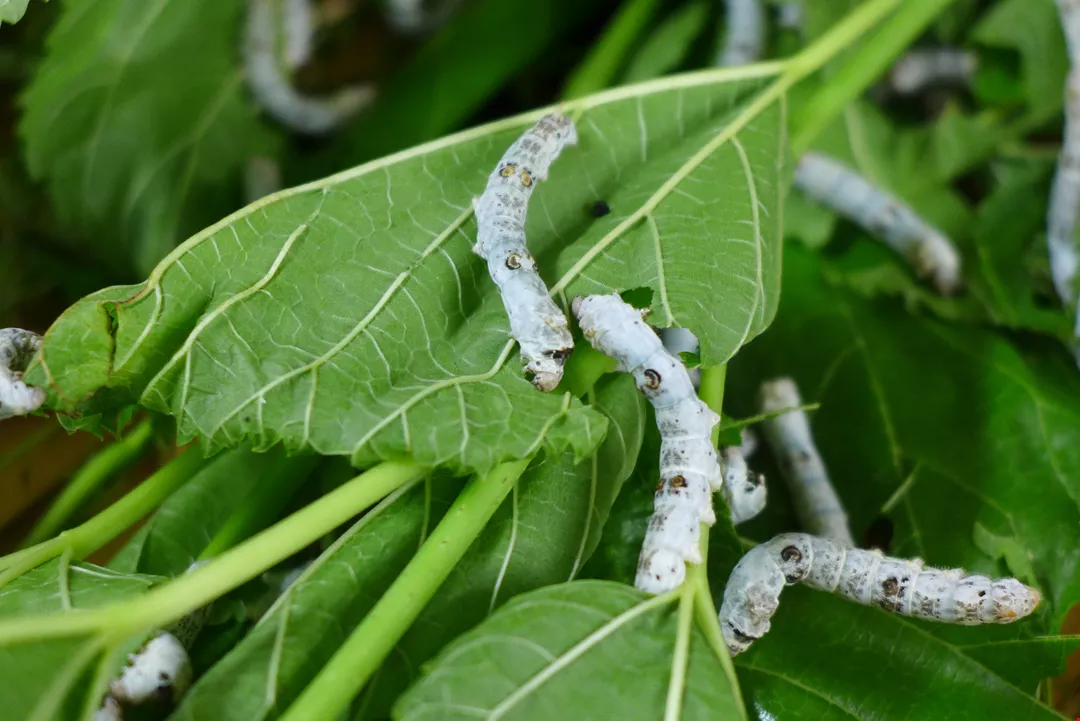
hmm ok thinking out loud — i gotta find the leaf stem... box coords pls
[790,0,960,152]
[0,448,207,585]
[0,460,422,643]
[665,585,696,721]
[278,458,532,721]
[22,419,155,547]
[562,0,662,101]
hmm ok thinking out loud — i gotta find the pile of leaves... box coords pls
[1,0,1079,719]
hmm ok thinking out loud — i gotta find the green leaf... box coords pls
[973,0,1068,123]
[957,636,1080,692]
[358,373,646,717]
[0,559,162,721]
[109,446,318,577]
[171,479,444,721]
[728,245,1080,628]
[394,581,744,720]
[20,0,276,276]
[733,590,1065,720]
[28,67,786,475]
[622,2,709,84]
[0,0,35,25]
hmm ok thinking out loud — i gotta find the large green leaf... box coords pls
[727,245,1080,628]
[358,373,646,718]
[28,65,786,475]
[394,581,744,720]
[20,0,276,276]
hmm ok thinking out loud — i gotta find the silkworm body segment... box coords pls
[573,294,720,594]
[0,328,45,420]
[719,444,766,524]
[108,632,193,705]
[794,152,962,295]
[474,114,577,391]
[889,48,977,95]
[719,533,1042,655]
[759,378,853,546]
[720,0,765,67]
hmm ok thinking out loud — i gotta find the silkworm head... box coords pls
[991,579,1041,621]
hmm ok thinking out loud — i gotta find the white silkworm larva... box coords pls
[1057,0,1080,64]
[719,444,766,524]
[719,0,765,67]
[1048,68,1080,308]
[659,326,701,389]
[759,378,854,547]
[383,0,462,35]
[245,0,374,135]
[107,632,193,706]
[474,114,576,391]
[719,533,1042,655]
[92,696,122,721]
[572,294,720,594]
[0,328,45,420]
[283,0,314,70]
[794,152,962,295]
[888,48,977,96]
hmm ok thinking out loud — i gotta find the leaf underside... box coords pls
[29,67,786,476]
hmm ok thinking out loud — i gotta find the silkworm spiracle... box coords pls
[759,378,853,546]
[793,152,962,295]
[474,114,577,391]
[719,533,1042,655]
[0,328,45,420]
[572,294,720,594]
[245,0,374,135]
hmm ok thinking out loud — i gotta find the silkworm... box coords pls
[1058,0,1080,64]
[1048,69,1080,307]
[888,48,977,96]
[108,632,193,706]
[572,294,720,594]
[244,0,374,135]
[92,696,122,721]
[0,328,45,420]
[719,430,766,525]
[718,532,1042,655]
[776,3,802,32]
[718,0,765,67]
[659,326,700,389]
[282,0,314,70]
[794,152,962,295]
[384,0,462,35]
[759,378,853,546]
[474,114,577,391]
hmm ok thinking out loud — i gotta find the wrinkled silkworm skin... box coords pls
[474,114,577,391]
[108,632,193,706]
[719,444,766,524]
[1049,68,1080,308]
[245,0,374,135]
[888,48,977,96]
[659,327,701,388]
[0,328,46,420]
[572,294,720,594]
[719,0,765,67]
[794,152,962,295]
[719,533,1042,655]
[759,378,854,547]
[384,0,462,34]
